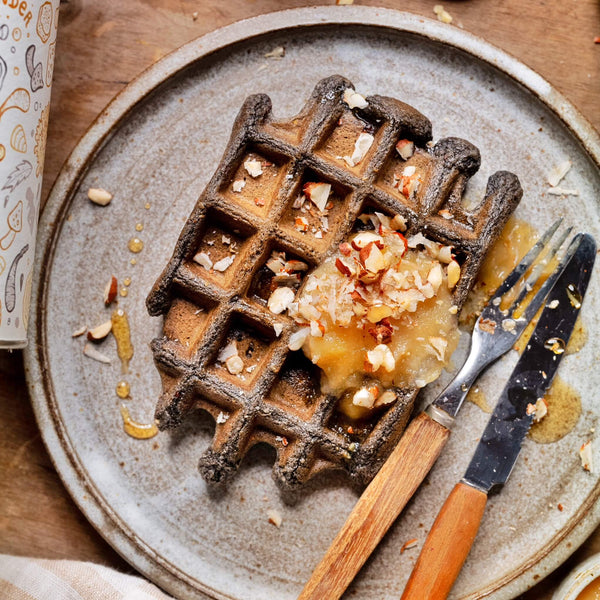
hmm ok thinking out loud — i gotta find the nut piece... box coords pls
[303,182,331,212]
[580,440,593,473]
[225,355,244,375]
[83,343,111,364]
[288,327,310,351]
[87,320,113,342]
[72,325,87,338]
[243,159,263,178]
[395,139,415,160]
[268,286,295,314]
[351,231,383,250]
[232,179,246,192]
[361,242,386,273]
[366,304,393,324]
[375,389,397,407]
[213,255,235,272]
[352,386,379,408]
[433,4,453,23]
[342,88,368,109]
[103,275,118,306]
[344,132,374,167]
[88,187,113,206]
[267,509,283,528]
[447,259,460,289]
[193,251,213,270]
[365,344,395,373]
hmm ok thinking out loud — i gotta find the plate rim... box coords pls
[24,6,600,600]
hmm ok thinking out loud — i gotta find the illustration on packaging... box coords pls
[0,0,59,345]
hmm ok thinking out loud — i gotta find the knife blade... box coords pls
[400,232,596,600]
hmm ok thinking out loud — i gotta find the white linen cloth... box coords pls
[0,555,175,600]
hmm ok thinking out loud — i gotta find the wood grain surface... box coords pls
[1,0,599,598]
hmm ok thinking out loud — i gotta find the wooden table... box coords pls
[1,0,598,597]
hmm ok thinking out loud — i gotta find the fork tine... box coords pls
[516,233,584,324]
[507,225,573,313]
[490,218,563,301]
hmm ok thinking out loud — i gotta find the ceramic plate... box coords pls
[24,7,600,600]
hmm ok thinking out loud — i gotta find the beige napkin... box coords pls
[0,555,175,599]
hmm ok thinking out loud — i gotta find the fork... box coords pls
[298,219,581,600]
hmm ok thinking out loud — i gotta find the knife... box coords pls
[298,221,577,600]
[400,232,596,600]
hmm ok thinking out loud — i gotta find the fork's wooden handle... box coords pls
[298,412,451,600]
[401,482,488,600]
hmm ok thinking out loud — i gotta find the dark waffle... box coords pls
[146,75,522,489]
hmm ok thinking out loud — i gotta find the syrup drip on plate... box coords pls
[111,308,134,373]
[120,404,158,439]
[116,380,130,399]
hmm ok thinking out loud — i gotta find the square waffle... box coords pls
[146,75,522,490]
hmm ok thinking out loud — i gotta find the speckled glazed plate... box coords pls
[24,7,600,600]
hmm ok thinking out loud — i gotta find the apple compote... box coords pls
[284,212,461,419]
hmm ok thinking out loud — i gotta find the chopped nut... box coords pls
[366,304,393,324]
[310,320,325,337]
[303,182,331,212]
[216,412,229,424]
[243,159,263,178]
[437,245,453,264]
[501,318,517,334]
[342,88,368,109]
[527,398,548,422]
[352,386,378,408]
[365,344,395,373]
[254,197,265,207]
[264,46,285,59]
[375,389,397,407]
[225,355,244,375]
[547,159,572,187]
[548,299,559,309]
[103,275,118,306]
[447,259,460,289]
[87,187,113,206]
[438,209,453,220]
[351,231,383,250]
[232,179,246,193]
[83,343,111,364]
[268,286,296,314]
[388,216,407,235]
[361,242,386,273]
[193,251,213,270]
[395,139,415,160]
[368,319,394,344]
[294,216,309,232]
[580,440,593,472]
[72,325,87,338]
[87,320,113,342]
[267,509,283,528]
[288,327,310,351]
[217,340,239,363]
[213,255,235,272]
[433,4,453,23]
[344,132,374,167]
[479,318,496,334]
[273,323,284,337]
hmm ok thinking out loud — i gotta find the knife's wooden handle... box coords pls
[298,412,451,600]
[401,482,488,600]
